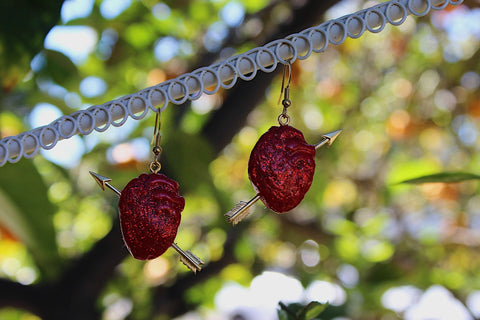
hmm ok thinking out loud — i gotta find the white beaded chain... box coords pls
[0,0,463,167]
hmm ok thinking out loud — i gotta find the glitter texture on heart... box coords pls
[248,125,316,213]
[118,173,184,260]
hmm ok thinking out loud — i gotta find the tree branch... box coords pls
[0,278,44,315]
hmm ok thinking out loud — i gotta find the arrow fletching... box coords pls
[171,243,204,274]
[225,195,260,225]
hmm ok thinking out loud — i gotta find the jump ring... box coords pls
[277,113,290,126]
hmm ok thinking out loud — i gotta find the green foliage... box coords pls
[277,301,328,320]
[0,0,64,89]
[399,171,480,184]
[33,50,79,90]
[0,160,61,278]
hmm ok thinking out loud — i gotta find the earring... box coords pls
[90,111,203,273]
[225,62,342,225]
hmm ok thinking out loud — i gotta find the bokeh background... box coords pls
[0,0,480,319]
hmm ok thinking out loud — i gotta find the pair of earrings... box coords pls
[90,63,341,273]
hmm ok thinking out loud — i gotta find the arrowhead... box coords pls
[89,171,112,191]
[323,129,342,146]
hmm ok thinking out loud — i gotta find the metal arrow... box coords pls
[314,129,342,150]
[89,171,122,196]
[225,129,341,226]
[89,171,204,273]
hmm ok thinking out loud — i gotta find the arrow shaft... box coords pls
[240,194,260,212]
[105,182,122,197]
[315,137,329,150]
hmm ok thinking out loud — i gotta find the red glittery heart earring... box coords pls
[90,111,203,273]
[225,62,342,225]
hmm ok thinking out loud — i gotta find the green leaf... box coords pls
[386,158,440,185]
[301,301,328,320]
[277,302,299,320]
[0,160,61,278]
[398,172,480,184]
[277,301,328,320]
[277,308,290,320]
[36,50,79,89]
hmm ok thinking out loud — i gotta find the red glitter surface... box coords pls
[248,125,316,213]
[118,173,184,260]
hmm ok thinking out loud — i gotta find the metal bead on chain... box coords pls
[150,145,162,173]
[278,102,291,126]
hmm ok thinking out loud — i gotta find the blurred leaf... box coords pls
[386,158,441,185]
[278,302,300,320]
[0,160,61,278]
[277,301,328,320]
[278,308,290,320]
[302,301,328,319]
[36,50,79,88]
[398,172,480,184]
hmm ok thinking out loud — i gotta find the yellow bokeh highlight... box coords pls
[0,112,23,138]
[0,309,40,320]
[335,235,360,262]
[143,256,170,286]
[220,263,252,286]
[419,127,446,152]
[392,78,413,98]
[206,228,226,261]
[362,240,394,263]
[48,181,72,203]
[323,179,358,208]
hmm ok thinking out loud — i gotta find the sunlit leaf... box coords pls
[398,172,480,184]
[0,160,61,278]
[386,158,441,186]
[301,301,328,320]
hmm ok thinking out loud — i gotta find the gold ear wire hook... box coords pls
[152,110,162,147]
[150,110,162,173]
[278,62,292,105]
[277,62,292,126]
